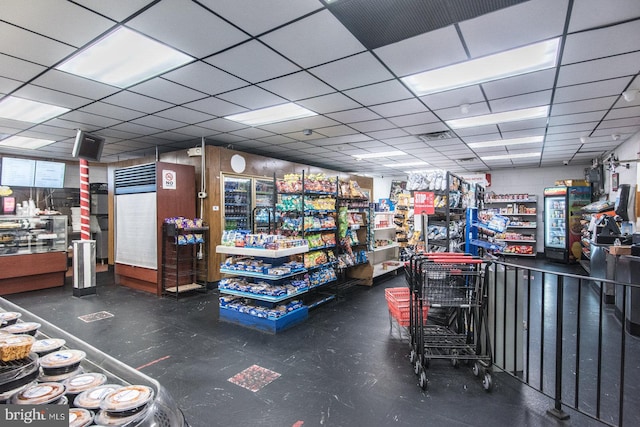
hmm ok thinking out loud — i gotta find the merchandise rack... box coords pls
[483,195,538,257]
[216,244,310,333]
[161,222,209,299]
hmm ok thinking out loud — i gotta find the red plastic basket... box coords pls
[385,287,428,327]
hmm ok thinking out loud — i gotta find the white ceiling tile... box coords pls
[591,126,639,137]
[482,69,556,100]
[300,146,332,155]
[103,91,173,114]
[72,0,155,22]
[420,85,486,111]
[79,102,146,122]
[365,128,408,140]
[109,122,162,136]
[435,102,491,121]
[388,112,439,128]
[349,141,389,149]
[0,54,46,85]
[260,115,339,134]
[260,10,365,68]
[548,111,607,126]
[568,0,640,32]
[315,134,372,146]
[562,21,640,65]
[554,77,631,104]
[389,142,428,151]
[296,93,361,114]
[452,125,498,137]
[368,99,428,118]
[460,0,568,57]
[258,71,334,101]
[205,40,300,83]
[374,25,467,77]
[544,131,586,142]
[489,90,552,113]
[171,125,219,138]
[130,78,206,104]
[343,80,413,106]
[258,135,296,145]
[217,86,286,110]
[597,117,640,129]
[162,62,247,96]
[12,85,90,109]
[314,125,360,138]
[197,118,247,133]
[606,106,640,121]
[326,108,381,124]
[210,134,246,144]
[403,122,451,136]
[131,115,184,131]
[32,70,120,100]
[498,117,549,132]
[231,128,276,139]
[202,0,321,36]
[547,122,599,134]
[1,0,114,47]
[0,22,75,67]
[550,96,618,116]
[0,76,21,94]
[155,106,212,124]
[183,97,247,117]
[349,119,395,133]
[460,133,501,143]
[127,0,248,58]
[309,52,394,90]
[557,52,640,87]
[280,141,315,151]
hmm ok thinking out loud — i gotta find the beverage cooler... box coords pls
[223,176,275,232]
[544,186,591,263]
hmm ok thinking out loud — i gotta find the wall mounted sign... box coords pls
[162,170,176,190]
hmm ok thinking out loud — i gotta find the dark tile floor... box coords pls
[4,260,637,427]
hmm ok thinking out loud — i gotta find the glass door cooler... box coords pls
[253,178,274,233]
[544,186,591,263]
[223,176,252,231]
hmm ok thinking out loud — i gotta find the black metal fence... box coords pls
[485,260,640,426]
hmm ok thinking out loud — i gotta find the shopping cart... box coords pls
[405,252,493,392]
[385,287,428,336]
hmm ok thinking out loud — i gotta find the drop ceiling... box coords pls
[0,0,639,176]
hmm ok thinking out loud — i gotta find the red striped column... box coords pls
[79,159,90,240]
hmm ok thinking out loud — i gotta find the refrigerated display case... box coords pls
[254,178,274,233]
[544,186,591,263]
[223,176,252,231]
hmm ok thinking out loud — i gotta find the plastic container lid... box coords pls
[74,384,123,410]
[100,385,154,413]
[11,382,66,405]
[69,408,94,427]
[93,407,149,426]
[0,322,41,336]
[32,338,65,355]
[0,312,21,325]
[63,372,107,395]
[39,366,84,383]
[0,380,35,402]
[40,349,86,369]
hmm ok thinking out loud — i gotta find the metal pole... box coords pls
[547,275,569,420]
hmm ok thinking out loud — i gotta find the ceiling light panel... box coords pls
[467,136,544,148]
[56,27,193,88]
[402,38,560,96]
[446,106,549,129]
[481,152,541,161]
[0,135,57,149]
[224,103,317,126]
[0,96,70,123]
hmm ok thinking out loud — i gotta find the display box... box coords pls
[554,179,589,186]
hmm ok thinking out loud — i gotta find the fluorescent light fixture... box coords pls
[467,136,544,149]
[0,96,70,123]
[353,151,407,159]
[481,152,541,161]
[446,106,548,129]
[225,103,317,126]
[384,161,429,167]
[57,27,193,88]
[402,38,559,96]
[0,136,57,149]
[404,169,435,174]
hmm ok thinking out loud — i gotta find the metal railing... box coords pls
[485,260,640,426]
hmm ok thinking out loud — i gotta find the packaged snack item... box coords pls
[0,334,34,361]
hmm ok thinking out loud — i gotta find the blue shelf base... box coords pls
[219,306,308,334]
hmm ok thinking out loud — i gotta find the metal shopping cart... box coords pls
[405,252,493,391]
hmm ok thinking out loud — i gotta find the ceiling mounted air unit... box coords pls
[417,131,452,142]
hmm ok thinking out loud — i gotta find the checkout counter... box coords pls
[611,253,640,337]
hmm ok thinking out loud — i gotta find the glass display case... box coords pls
[0,297,188,426]
[223,176,251,231]
[0,215,67,256]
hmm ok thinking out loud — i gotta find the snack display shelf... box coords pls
[307,295,336,309]
[307,244,336,251]
[309,279,336,290]
[372,262,404,278]
[500,213,537,216]
[374,226,396,231]
[219,268,307,280]
[486,199,537,203]
[495,239,537,243]
[507,225,536,229]
[219,305,308,334]
[216,245,309,258]
[307,262,337,271]
[304,227,337,233]
[304,209,336,214]
[373,243,399,252]
[218,287,308,303]
[503,252,536,257]
[0,298,187,426]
